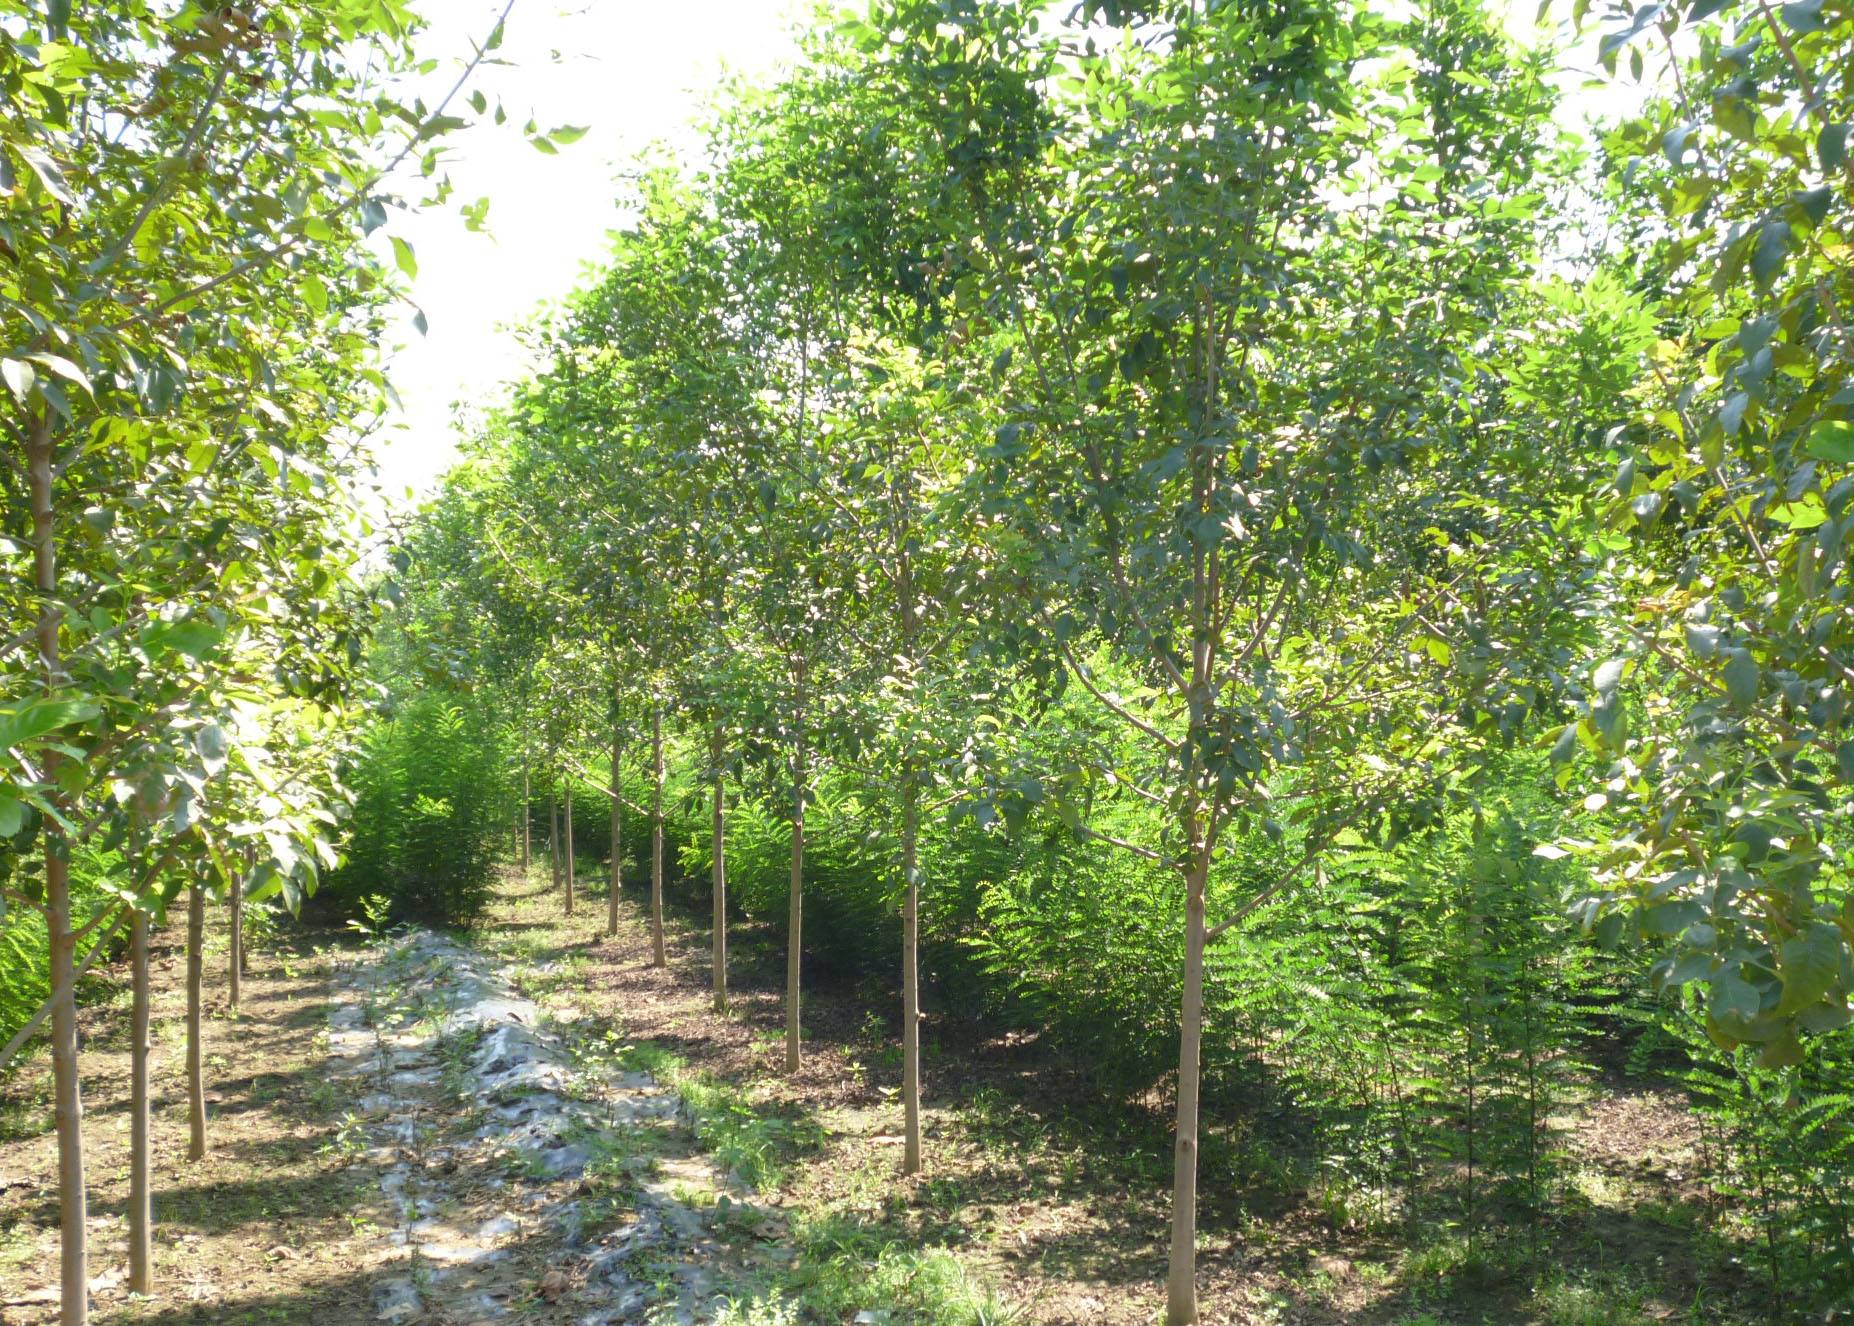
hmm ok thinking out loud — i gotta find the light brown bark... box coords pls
[128,909,152,1294]
[227,882,243,1012]
[650,708,666,968]
[785,666,807,1075]
[30,409,87,1325]
[186,884,207,1162]
[549,796,560,893]
[901,776,923,1174]
[619,704,634,934]
[710,722,727,1011]
[520,763,530,874]
[1165,842,1210,1325]
[564,782,576,916]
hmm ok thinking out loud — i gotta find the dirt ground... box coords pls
[476,869,1764,1326]
[0,920,393,1325]
[1,868,1765,1326]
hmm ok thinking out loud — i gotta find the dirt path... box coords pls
[1,916,770,1326]
[328,928,747,1325]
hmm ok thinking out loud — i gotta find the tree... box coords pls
[0,2,523,1314]
[833,0,1575,1315]
[1552,0,1854,1064]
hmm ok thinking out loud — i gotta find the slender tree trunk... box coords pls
[564,782,576,916]
[227,883,243,1013]
[786,667,807,1075]
[710,722,727,1011]
[1165,844,1211,1325]
[128,909,152,1294]
[30,410,87,1326]
[608,707,623,938]
[520,762,531,875]
[650,708,666,968]
[549,795,560,894]
[901,772,922,1175]
[186,884,207,1162]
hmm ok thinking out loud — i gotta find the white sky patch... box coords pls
[366,0,802,509]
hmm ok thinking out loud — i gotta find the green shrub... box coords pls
[322,693,508,926]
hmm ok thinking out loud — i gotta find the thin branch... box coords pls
[0,902,133,1074]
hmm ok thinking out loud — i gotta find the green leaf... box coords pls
[1822,123,1848,173]
[0,795,24,837]
[391,235,418,280]
[1,358,35,404]
[0,699,100,753]
[145,620,224,661]
[1779,922,1846,1014]
[549,125,590,146]
[29,353,92,397]
[1709,969,1762,1025]
[300,271,328,314]
[1722,648,1759,709]
[1685,622,1721,658]
[1805,420,1854,463]
[1751,221,1790,288]
[1779,0,1826,33]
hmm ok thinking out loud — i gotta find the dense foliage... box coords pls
[6,0,1854,1322]
[354,2,1854,1320]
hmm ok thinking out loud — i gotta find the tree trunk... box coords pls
[520,762,531,875]
[901,773,922,1175]
[1165,845,1211,1325]
[129,909,152,1294]
[30,410,87,1326]
[549,796,561,894]
[564,782,576,916]
[785,674,807,1075]
[710,722,727,1011]
[619,712,634,938]
[186,884,207,1162]
[650,708,666,968]
[228,882,243,1013]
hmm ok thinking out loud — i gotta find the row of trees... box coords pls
[382,3,1854,1321]
[0,3,561,1320]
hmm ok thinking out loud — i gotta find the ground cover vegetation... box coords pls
[4,0,1854,1322]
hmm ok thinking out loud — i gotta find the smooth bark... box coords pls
[30,409,87,1325]
[650,708,666,968]
[128,910,152,1294]
[185,884,207,1162]
[564,782,576,915]
[785,681,806,1076]
[1165,844,1211,1325]
[619,712,634,938]
[227,882,243,1011]
[901,774,922,1175]
[710,722,727,1011]
[520,763,531,875]
[549,796,561,894]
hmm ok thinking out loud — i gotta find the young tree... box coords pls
[839,0,1575,1314]
[0,2,521,1313]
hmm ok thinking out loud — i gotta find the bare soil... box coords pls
[1,869,1766,1326]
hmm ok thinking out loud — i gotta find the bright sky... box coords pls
[367,0,804,508]
[367,1,1632,512]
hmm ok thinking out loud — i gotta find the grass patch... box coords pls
[708,1209,1011,1326]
